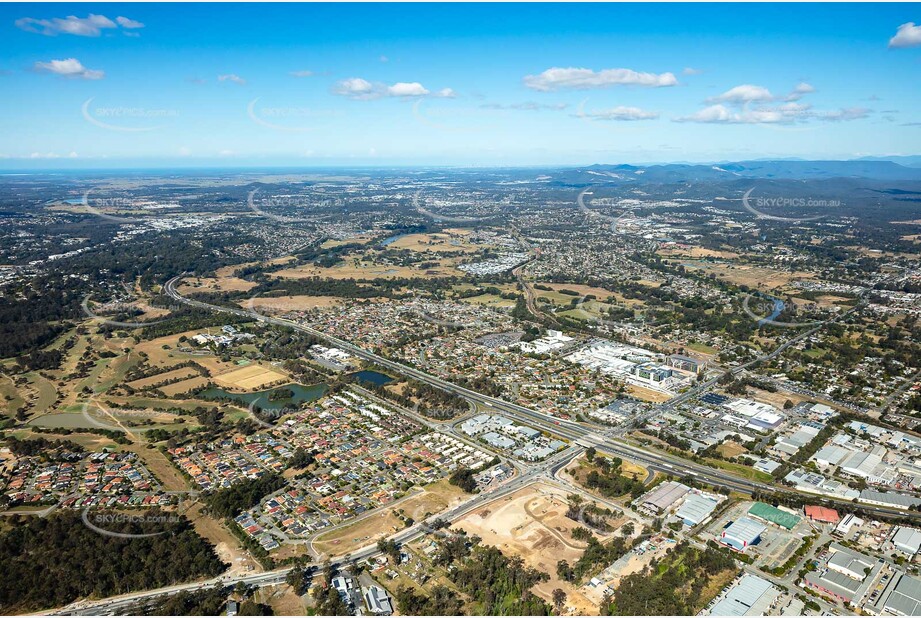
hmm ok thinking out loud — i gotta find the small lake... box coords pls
[756,295,786,325]
[195,382,327,408]
[348,370,394,387]
[380,233,407,247]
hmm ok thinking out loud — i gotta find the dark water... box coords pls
[196,382,327,408]
[348,370,394,386]
[380,233,407,246]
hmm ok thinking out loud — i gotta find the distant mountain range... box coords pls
[563,160,921,183]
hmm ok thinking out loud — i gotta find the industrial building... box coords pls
[747,502,801,530]
[803,543,883,606]
[860,489,921,510]
[675,493,720,527]
[804,505,840,524]
[637,480,689,515]
[719,517,766,551]
[868,572,921,616]
[891,526,921,556]
[706,574,780,616]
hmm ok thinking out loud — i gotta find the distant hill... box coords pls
[553,160,921,183]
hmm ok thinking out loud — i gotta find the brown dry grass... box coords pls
[388,231,488,253]
[272,259,463,280]
[160,376,211,396]
[658,246,740,259]
[178,276,257,294]
[312,509,403,558]
[239,295,376,312]
[625,384,673,403]
[213,364,288,390]
[127,367,198,390]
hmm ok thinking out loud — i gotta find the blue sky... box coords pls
[1,2,920,168]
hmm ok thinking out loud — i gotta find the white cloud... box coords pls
[16,13,142,36]
[578,105,659,121]
[387,82,429,97]
[218,74,246,85]
[708,84,774,104]
[676,101,869,125]
[290,70,314,78]
[683,67,703,75]
[34,58,104,80]
[333,78,453,100]
[332,77,377,99]
[889,22,921,48]
[786,82,815,101]
[523,67,678,91]
[115,16,144,29]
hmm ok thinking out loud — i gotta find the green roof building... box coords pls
[748,502,801,530]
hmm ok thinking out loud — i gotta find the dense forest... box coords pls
[0,510,226,613]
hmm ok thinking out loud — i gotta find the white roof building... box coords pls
[707,574,780,616]
[892,527,921,555]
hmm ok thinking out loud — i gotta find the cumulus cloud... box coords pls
[16,13,142,36]
[34,58,104,80]
[523,67,678,91]
[577,105,659,121]
[290,70,314,78]
[332,77,377,99]
[332,78,453,100]
[218,74,246,85]
[889,22,921,48]
[387,82,429,97]
[708,84,774,104]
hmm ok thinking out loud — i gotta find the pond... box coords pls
[195,382,328,409]
[380,233,407,247]
[348,370,394,387]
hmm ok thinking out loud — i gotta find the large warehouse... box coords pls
[707,574,780,616]
[719,517,766,551]
[676,493,721,527]
[637,481,689,515]
[747,502,801,530]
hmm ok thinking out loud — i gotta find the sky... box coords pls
[1,2,920,169]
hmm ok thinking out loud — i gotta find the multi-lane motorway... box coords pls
[49,276,912,615]
[162,276,916,520]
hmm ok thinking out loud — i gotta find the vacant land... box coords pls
[455,484,599,615]
[242,295,347,311]
[178,275,257,294]
[128,367,199,390]
[213,365,288,390]
[388,230,488,253]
